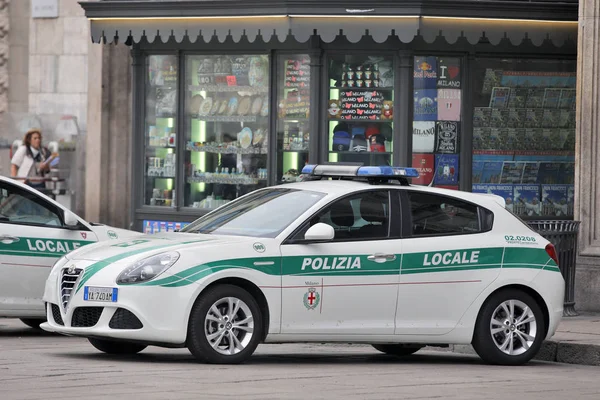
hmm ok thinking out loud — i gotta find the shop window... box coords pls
[327,55,394,166]
[276,54,311,184]
[184,55,270,210]
[145,55,179,207]
[412,56,463,190]
[471,59,576,219]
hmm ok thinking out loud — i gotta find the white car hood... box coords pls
[65,232,254,262]
[89,224,139,241]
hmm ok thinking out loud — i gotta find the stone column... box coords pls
[575,0,600,311]
[84,42,132,228]
[0,0,9,114]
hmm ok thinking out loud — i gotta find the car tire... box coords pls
[187,284,263,364]
[472,288,545,366]
[19,318,45,329]
[88,338,147,355]
[372,344,423,356]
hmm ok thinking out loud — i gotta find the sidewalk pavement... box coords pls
[452,313,600,366]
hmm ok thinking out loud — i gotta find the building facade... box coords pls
[64,0,600,311]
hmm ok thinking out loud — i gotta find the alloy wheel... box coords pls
[204,296,254,356]
[490,299,537,356]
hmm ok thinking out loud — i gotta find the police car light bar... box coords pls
[301,164,419,179]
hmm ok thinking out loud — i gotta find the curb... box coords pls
[450,341,600,366]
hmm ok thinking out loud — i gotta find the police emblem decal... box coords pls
[253,242,266,253]
[303,287,320,310]
[80,232,87,239]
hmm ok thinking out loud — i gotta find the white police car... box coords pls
[0,176,137,328]
[41,165,564,365]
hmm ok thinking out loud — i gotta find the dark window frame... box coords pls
[283,188,401,245]
[0,182,87,231]
[399,189,494,239]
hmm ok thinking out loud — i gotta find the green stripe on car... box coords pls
[123,246,556,288]
[0,237,95,258]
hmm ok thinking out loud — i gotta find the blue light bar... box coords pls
[300,164,419,179]
[301,164,317,174]
[356,166,420,178]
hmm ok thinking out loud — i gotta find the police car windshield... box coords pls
[182,188,325,238]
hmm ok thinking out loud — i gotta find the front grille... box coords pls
[71,307,103,327]
[109,308,143,330]
[61,267,83,309]
[50,303,64,326]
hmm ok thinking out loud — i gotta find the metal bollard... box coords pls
[527,220,581,317]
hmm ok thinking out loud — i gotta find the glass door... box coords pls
[327,54,394,166]
[184,54,270,210]
[276,54,311,184]
[144,55,179,208]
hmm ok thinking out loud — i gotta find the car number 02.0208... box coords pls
[505,235,536,242]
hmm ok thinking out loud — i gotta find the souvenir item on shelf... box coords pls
[238,127,253,149]
[210,97,220,115]
[237,96,252,116]
[217,99,229,115]
[251,96,263,115]
[197,58,214,85]
[248,56,268,87]
[231,57,250,86]
[226,96,239,116]
[198,97,213,116]
[189,94,204,115]
[252,128,265,146]
[260,96,269,117]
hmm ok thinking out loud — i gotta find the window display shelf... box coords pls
[330,87,393,91]
[328,119,394,122]
[188,85,268,93]
[190,115,267,123]
[186,143,267,154]
[329,151,392,155]
[146,175,176,179]
[147,145,176,150]
[187,176,267,185]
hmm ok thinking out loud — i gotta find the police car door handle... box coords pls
[368,253,396,262]
[0,235,20,244]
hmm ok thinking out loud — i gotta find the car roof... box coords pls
[280,179,506,210]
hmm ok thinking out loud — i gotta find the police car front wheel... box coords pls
[187,284,263,364]
[472,288,545,366]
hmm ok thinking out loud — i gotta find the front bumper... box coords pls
[41,262,199,345]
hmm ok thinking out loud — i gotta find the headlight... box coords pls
[116,252,180,284]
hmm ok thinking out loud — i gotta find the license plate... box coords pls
[83,286,118,302]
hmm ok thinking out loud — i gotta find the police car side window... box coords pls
[292,191,390,242]
[408,192,480,236]
[0,183,62,227]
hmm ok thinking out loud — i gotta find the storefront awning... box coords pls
[81,1,578,47]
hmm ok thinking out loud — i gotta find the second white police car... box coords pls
[41,165,564,365]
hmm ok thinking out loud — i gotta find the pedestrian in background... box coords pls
[10,128,57,189]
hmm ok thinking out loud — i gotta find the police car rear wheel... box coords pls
[88,338,147,355]
[19,318,45,329]
[371,344,423,357]
[472,289,545,365]
[187,284,263,364]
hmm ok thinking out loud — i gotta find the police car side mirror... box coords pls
[304,223,335,242]
[63,210,79,227]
